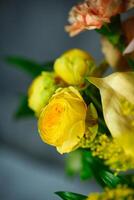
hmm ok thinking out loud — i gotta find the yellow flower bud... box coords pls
[28,72,57,116]
[88,72,134,158]
[54,49,96,86]
[38,86,87,154]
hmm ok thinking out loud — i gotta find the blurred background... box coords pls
[0,0,105,199]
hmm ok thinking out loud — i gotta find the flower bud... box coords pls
[38,86,87,154]
[88,72,134,158]
[54,49,96,86]
[28,72,57,116]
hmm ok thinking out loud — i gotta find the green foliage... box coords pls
[65,149,93,180]
[55,191,87,200]
[15,95,34,119]
[83,84,110,135]
[5,56,54,118]
[97,15,125,52]
[80,150,127,188]
[66,149,127,187]
[96,15,134,71]
[123,174,134,188]
[66,150,82,177]
[81,150,134,189]
[127,58,134,70]
[80,150,93,180]
[5,56,53,77]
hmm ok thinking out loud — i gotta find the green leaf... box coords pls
[55,191,87,200]
[83,84,110,135]
[80,150,93,180]
[99,171,122,188]
[5,56,54,77]
[15,95,34,118]
[81,150,125,188]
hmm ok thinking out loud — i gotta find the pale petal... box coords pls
[123,38,134,55]
[88,72,134,157]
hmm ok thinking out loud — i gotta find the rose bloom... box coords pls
[66,0,134,36]
[38,87,87,154]
[54,49,96,86]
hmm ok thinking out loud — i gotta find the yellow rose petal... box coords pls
[38,86,87,154]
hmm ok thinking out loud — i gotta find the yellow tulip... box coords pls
[54,49,96,86]
[88,72,134,157]
[38,86,87,154]
[28,72,57,116]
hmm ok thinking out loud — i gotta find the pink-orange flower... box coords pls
[65,0,134,36]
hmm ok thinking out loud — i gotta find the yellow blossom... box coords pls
[90,134,134,172]
[87,185,134,200]
[38,87,87,154]
[28,72,57,116]
[80,103,98,147]
[54,49,96,86]
[88,72,134,158]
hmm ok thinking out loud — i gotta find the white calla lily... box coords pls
[88,72,134,157]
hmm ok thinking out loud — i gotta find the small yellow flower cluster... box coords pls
[80,103,98,147]
[121,99,134,117]
[90,134,134,172]
[87,186,134,200]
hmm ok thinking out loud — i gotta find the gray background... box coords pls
[0,0,119,199]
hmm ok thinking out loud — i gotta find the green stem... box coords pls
[92,60,109,77]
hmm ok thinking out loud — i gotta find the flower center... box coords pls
[44,102,65,128]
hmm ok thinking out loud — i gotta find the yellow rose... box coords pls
[88,72,134,158]
[54,49,96,86]
[38,86,87,154]
[28,72,57,116]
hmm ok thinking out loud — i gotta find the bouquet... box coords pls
[7,0,134,199]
